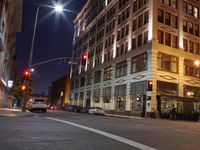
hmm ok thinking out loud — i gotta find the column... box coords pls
[110,64,116,110]
[100,69,104,108]
[126,58,132,111]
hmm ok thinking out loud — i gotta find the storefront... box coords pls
[157,95,200,121]
[115,84,126,111]
[130,81,147,113]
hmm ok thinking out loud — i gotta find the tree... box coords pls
[10,76,33,107]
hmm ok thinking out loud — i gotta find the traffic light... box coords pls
[20,84,27,92]
[23,69,30,80]
[83,54,87,60]
[147,80,153,91]
[82,53,87,66]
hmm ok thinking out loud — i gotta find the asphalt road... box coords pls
[0,111,200,150]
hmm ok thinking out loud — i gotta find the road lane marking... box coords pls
[0,113,17,117]
[174,129,200,135]
[48,117,157,150]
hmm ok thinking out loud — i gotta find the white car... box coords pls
[27,98,47,113]
[88,107,105,115]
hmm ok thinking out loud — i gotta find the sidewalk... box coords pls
[0,108,31,117]
[105,113,144,119]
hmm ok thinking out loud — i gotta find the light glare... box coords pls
[55,4,63,13]
[194,60,200,67]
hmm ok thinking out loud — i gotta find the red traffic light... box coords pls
[23,69,30,81]
[83,54,87,60]
[24,69,30,76]
[82,54,87,66]
[147,80,153,91]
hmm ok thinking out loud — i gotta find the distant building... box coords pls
[49,75,70,108]
[71,0,200,117]
[0,0,23,106]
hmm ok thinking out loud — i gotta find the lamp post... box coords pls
[28,4,64,72]
[22,3,64,112]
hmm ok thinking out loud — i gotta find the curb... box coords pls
[105,114,144,119]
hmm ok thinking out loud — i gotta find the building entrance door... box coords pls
[116,97,126,111]
[86,91,91,107]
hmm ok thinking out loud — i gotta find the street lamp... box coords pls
[28,3,64,73]
[194,60,200,67]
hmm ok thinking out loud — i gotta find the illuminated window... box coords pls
[115,61,127,77]
[131,53,147,73]
[157,53,178,73]
[187,4,193,15]
[93,89,100,103]
[103,87,111,103]
[104,66,112,80]
[184,59,199,77]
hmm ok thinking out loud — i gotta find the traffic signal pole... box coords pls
[21,70,30,112]
[31,57,77,67]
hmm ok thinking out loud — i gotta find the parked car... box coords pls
[81,107,90,113]
[63,105,76,112]
[74,106,83,113]
[88,107,105,115]
[26,98,47,113]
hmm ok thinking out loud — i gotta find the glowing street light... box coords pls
[194,60,200,67]
[55,4,63,13]
[30,68,35,72]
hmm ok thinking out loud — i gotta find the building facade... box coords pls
[0,0,23,106]
[70,0,200,117]
[49,75,70,108]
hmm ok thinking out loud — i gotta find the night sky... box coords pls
[16,0,84,95]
